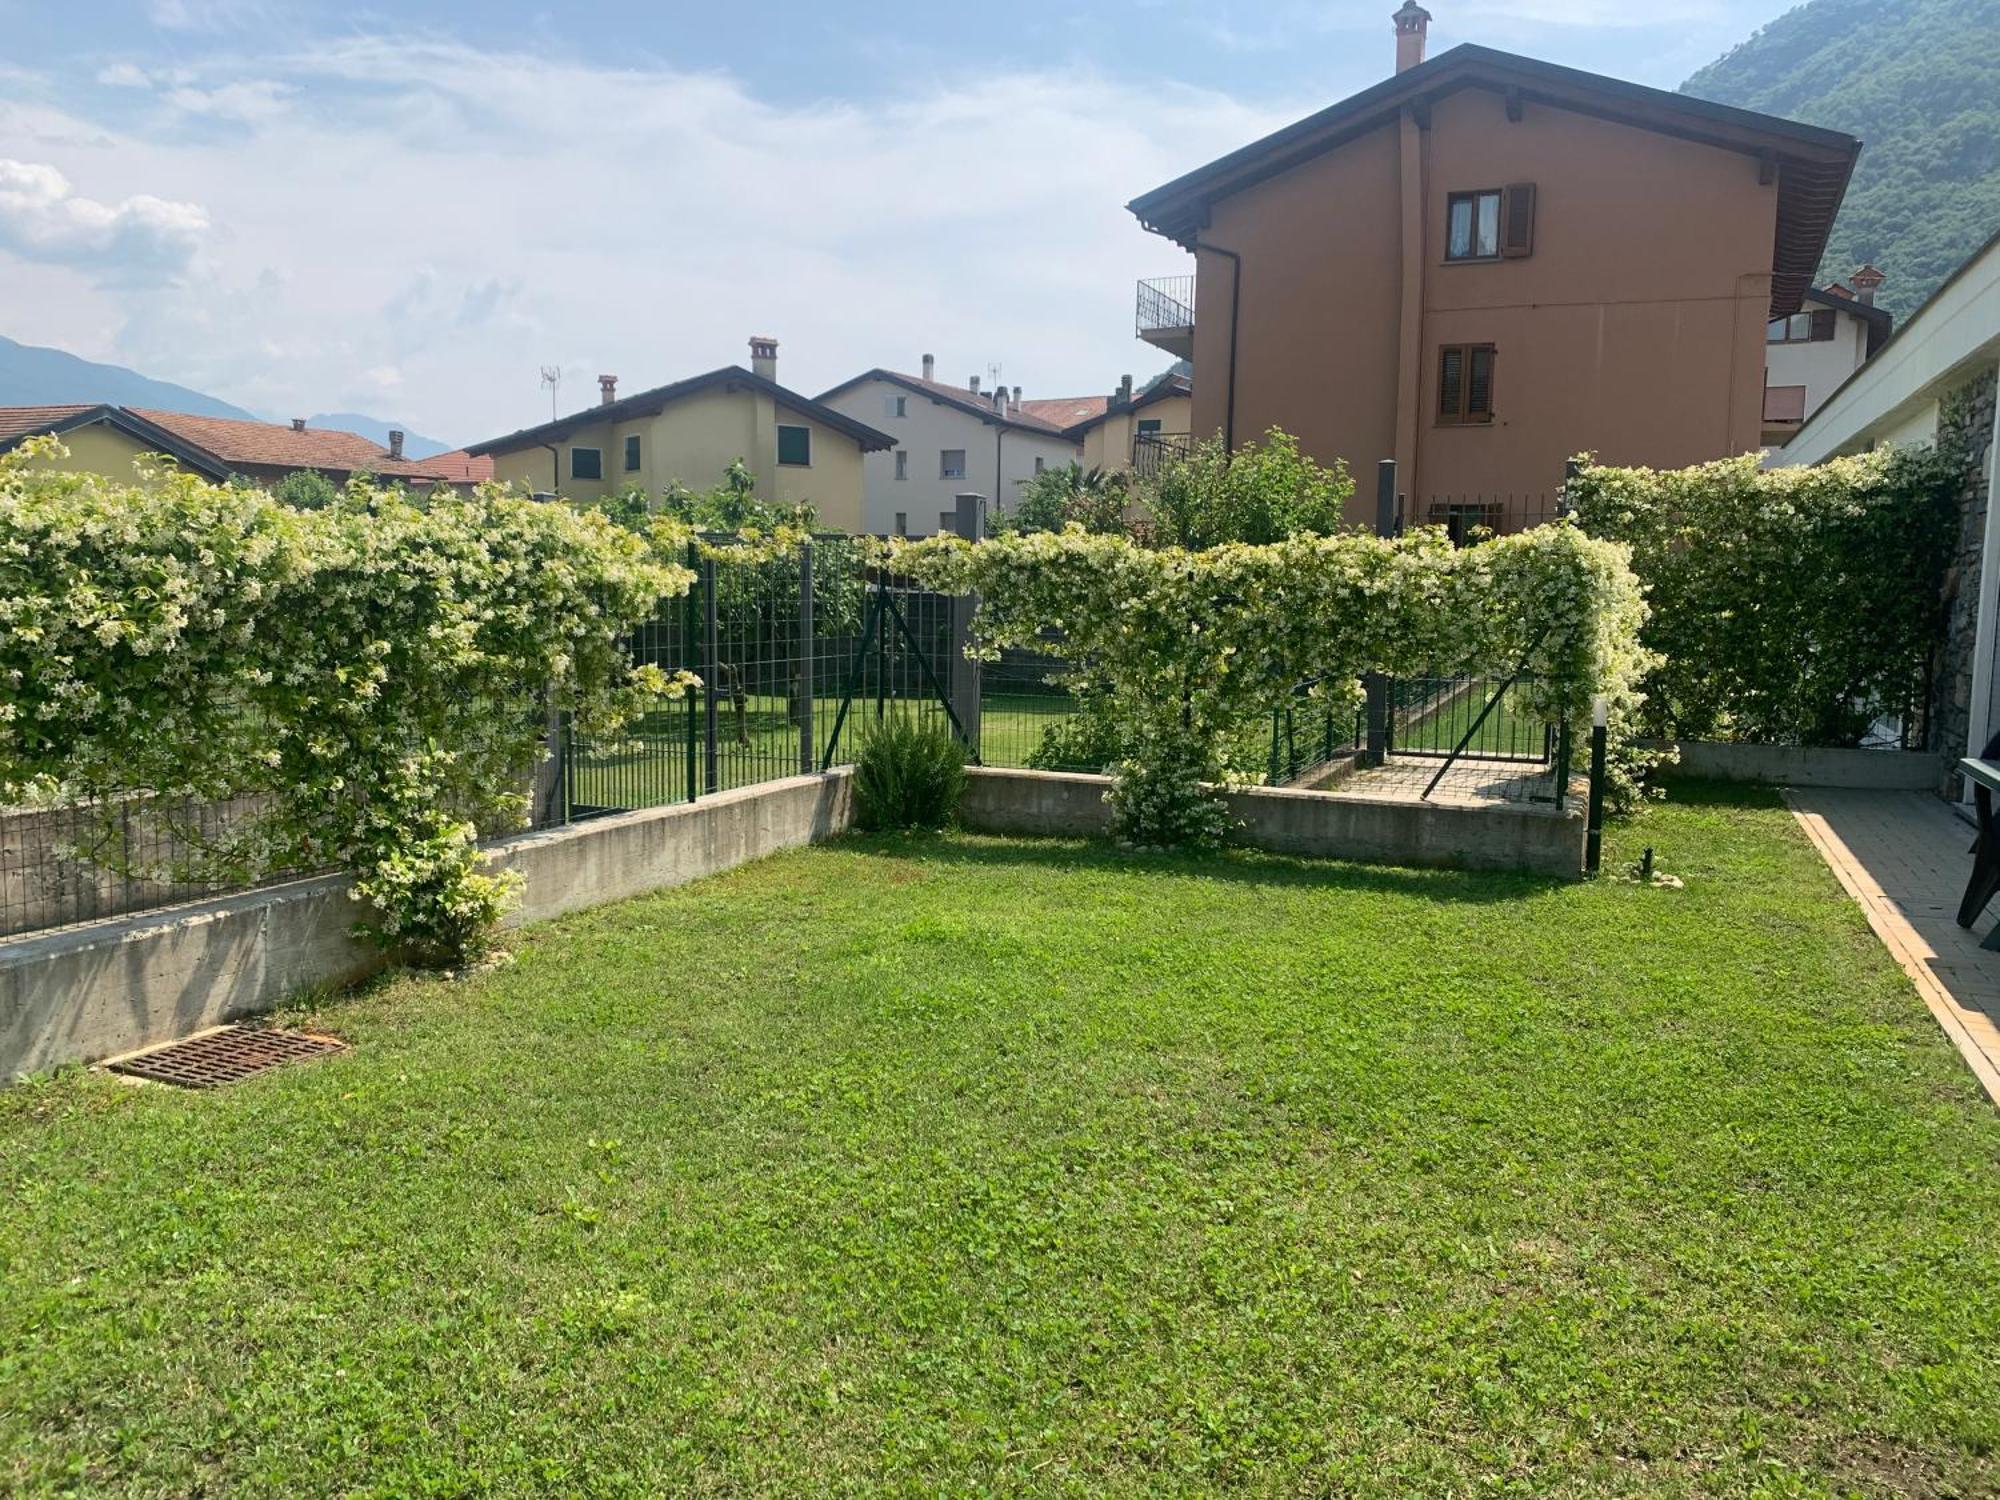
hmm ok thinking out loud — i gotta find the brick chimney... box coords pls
[598,374,617,406]
[291,418,306,432]
[1850,264,1886,307]
[749,336,778,382]
[388,429,405,460]
[921,352,936,382]
[1393,0,1431,73]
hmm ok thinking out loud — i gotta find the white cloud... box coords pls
[96,62,153,89]
[0,159,207,284]
[0,39,1296,442]
[1459,0,1724,26]
[161,79,291,122]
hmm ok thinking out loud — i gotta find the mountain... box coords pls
[304,413,451,460]
[1682,0,2000,323]
[0,334,456,455]
[0,334,258,420]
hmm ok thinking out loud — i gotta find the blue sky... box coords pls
[0,0,1796,445]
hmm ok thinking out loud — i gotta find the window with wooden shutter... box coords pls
[1500,183,1535,258]
[1437,344,1496,425]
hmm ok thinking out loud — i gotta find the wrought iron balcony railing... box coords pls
[1131,430,1192,478]
[1135,275,1195,355]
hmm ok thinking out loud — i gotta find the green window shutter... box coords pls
[570,447,602,480]
[623,435,641,471]
[777,425,811,466]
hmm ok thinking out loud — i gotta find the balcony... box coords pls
[1131,430,1192,478]
[1135,275,1195,358]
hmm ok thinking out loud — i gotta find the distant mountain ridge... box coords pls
[0,335,452,456]
[1683,0,2000,322]
[0,334,258,421]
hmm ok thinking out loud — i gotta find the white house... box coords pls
[1761,268,1893,443]
[817,356,1083,535]
[1772,231,2000,787]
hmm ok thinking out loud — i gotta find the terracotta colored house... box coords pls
[0,404,491,489]
[1127,4,1860,526]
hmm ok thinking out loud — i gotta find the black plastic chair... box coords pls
[1956,724,2000,930]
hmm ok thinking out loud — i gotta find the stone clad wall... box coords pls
[1932,369,1999,795]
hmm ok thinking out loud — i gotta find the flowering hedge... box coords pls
[0,441,690,963]
[900,521,1652,845]
[1567,447,1960,745]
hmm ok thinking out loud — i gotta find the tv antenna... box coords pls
[539,365,562,420]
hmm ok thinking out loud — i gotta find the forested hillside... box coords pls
[1683,0,1999,321]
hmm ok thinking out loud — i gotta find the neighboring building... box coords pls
[1761,269,1893,443]
[0,404,492,488]
[1771,231,2000,789]
[466,341,892,534]
[1125,2,1860,526]
[1065,373,1195,477]
[816,357,1082,535]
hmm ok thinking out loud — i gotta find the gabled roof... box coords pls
[1127,43,1860,320]
[0,403,491,485]
[1803,284,1893,355]
[1062,374,1194,439]
[468,366,895,456]
[0,404,234,479]
[815,369,1079,439]
[127,408,491,483]
[1020,394,1109,429]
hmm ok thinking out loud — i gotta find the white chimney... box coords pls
[1012,385,1023,412]
[598,374,617,406]
[749,336,778,382]
[968,375,981,395]
[388,429,405,460]
[921,353,936,382]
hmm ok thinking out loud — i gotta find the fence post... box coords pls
[701,550,720,796]
[533,695,566,827]
[682,541,699,802]
[1559,457,1581,520]
[1364,459,1397,765]
[946,491,984,758]
[798,539,815,776]
[1584,695,1608,873]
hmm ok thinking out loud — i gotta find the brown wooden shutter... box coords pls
[1438,346,1465,422]
[1500,182,1536,258]
[1809,307,1837,341]
[1467,346,1496,421]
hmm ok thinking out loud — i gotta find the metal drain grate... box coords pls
[107,1026,346,1088]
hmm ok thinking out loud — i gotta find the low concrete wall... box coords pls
[960,768,1583,879]
[2,771,854,1081]
[1646,740,1942,790]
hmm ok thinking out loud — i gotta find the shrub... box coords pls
[1003,463,1130,536]
[852,715,968,832]
[1140,429,1354,549]
[900,521,1653,847]
[1568,446,1961,745]
[0,440,692,966]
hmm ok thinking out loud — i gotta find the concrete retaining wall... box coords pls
[1646,740,1942,790]
[960,768,1583,879]
[2,771,854,1081]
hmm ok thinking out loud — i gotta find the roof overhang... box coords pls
[0,404,234,480]
[469,366,896,456]
[1127,44,1859,321]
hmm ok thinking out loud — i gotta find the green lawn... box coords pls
[6,784,2000,1494]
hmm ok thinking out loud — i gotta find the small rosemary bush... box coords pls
[852,716,968,832]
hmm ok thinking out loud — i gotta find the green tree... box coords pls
[1140,429,1355,550]
[1004,463,1130,535]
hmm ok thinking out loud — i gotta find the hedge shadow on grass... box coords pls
[841,828,1568,906]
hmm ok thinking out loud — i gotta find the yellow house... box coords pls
[1065,374,1193,477]
[466,341,892,533]
[0,405,233,481]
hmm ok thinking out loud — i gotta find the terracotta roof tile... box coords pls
[0,405,94,442]
[1020,395,1109,429]
[126,409,483,483]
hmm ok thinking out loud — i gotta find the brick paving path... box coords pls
[1787,788,2000,1104]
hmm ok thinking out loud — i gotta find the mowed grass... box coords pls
[6,783,2000,1494]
